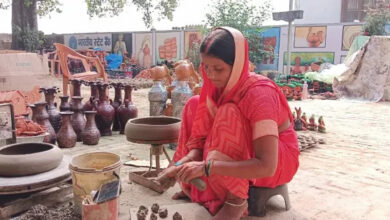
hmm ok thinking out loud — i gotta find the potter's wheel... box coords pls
[0,155,71,195]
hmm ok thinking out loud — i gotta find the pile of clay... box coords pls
[298,134,326,151]
[136,203,182,220]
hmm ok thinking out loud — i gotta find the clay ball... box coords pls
[172,212,183,220]
[137,209,147,220]
[138,205,149,215]
[158,208,168,218]
[150,213,158,220]
[151,203,159,213]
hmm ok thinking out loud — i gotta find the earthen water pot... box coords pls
[34,102,57,144]
[70,96,86,142]
[81,111,100,145]
[125,116,181,142]
[110,82,123,132]
[0,142,63,176]
[83,81,99,112]
[57,112,77,148]
[59,95,71,112]
[94,83,115,136]
[40,87,61,133]
[118,100,138,134]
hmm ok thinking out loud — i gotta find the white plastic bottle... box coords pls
[302,81,308,100]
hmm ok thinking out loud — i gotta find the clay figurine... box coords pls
[137,209,147,220]
[151,203,159,214]
[150,213,157,220]
[150,65,173,85]
[158,208,168,218]
[172,212,183,220]
[294,107,303,131]
[318,116,326,133]
[308,114,317,131]
[301,112,308,129]
[293,86,302,101]
[139,205,148,215]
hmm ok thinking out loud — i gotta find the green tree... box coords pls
[0,0,179,51]
[363,6,390,36]
[204,0,273,67]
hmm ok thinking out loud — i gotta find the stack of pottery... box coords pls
[94,82,115,136]
[117,83,138,134]
[39,87,61,133]
[69,79,83,108]
[110,82,123,132]
[148,65,172,116]
[70,96,85,142]
[33,102,57,144]
[83,81,99,112]
[59,95,71,112]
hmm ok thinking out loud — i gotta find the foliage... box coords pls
[363,7,390,36]
[12,25,46,52]
[203,0,273,66]
[0,0,180,28]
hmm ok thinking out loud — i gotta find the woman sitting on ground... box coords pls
[158,27,300,220]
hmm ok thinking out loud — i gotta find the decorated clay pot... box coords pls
[148,81,168,116]
[29,104,38,122]
[57,112,77,148]
[83,81,99,112]
[81,111,100,145]
[94,83,115,136]
[0,143,63,176]
[70,96,86,142]
[69,79,83,108]
[40,87,61,133]
[59,95,71,112]
[34,102,56,144]
[110,82,123,132]
[118,99,138,134]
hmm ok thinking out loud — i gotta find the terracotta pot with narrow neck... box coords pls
[118,99,138,134]
[40,87,61,133]
[83,81,99,111]
[59,95,71,112]
[82,111,100,145]
[94,83,115,136]
[57,112,77,148]
[110,82,122,132]
[34,102,56,144]
[70,96,85,142]
[69,79,83,108]
[29,104,38,122]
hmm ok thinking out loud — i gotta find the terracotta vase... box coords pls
[110,82,123,132]
[69,79,83,108]
[94,83,115,136]
[29,104,38,122]
[40,87,61,133]
[57,112,77,148]
[70,96,86,142]
[34,102,57,144]
[59,95,71,112]
[82,111,100,145]
[118,85,138,134]
[83,81,99,111]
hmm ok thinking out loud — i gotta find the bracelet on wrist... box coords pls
[205,160,212,177]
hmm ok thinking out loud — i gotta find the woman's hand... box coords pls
[176,161,205,184]
[155,165,179,189]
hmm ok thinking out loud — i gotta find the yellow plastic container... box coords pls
[69,152,121,214]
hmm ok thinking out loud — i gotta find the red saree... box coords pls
[172,27,299,214]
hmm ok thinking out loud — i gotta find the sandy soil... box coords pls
[17,76,390,219]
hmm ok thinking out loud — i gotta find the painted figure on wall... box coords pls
[291,56,303,74]
[263,36,276,64]
[306,27,324,48]
[138,35,152,68]
[186,33,202,69]
[284,52,334,74]
[114,34,127,56]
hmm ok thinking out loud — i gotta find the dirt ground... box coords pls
[22,77,390,219]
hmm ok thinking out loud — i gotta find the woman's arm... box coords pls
[176,135,279,183]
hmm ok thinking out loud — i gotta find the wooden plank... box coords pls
[0,183,73,219]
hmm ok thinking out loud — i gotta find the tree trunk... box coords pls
[11,0,38,50]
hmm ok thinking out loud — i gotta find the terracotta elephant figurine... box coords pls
[174,60,201,84]
[150,65,173,85]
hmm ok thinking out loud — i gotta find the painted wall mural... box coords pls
[112,33,132,57]
[294,26,327,48]
[342,25,363,51]
[156,32,181,63]
[134,33,153,68]
[258,27,281,71]
[184,31,202,58]
[283,52,335,74]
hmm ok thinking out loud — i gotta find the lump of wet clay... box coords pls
[138,205,149,215]
[137,209,147,220]
[151,203,159,213]
[158,208,168,218]
[172,212,183,220]
[150,213,158,220]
